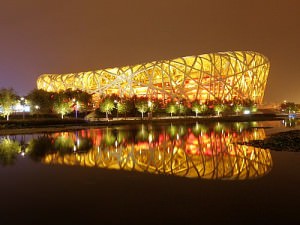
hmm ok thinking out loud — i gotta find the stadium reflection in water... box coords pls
[31,122,273,180]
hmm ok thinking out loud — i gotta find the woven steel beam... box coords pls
[37,51,270,103]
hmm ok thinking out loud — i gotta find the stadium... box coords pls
[37,51,270,104]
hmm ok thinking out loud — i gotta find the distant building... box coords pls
[37,51,270,104]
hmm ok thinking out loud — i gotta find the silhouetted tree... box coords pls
[26,89,54,113]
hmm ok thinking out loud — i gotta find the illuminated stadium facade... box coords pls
[37,51,270,104]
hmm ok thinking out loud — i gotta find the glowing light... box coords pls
[40,124,271,180]
[37,51,269,104]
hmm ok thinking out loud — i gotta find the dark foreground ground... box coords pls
[244,130,300,152]
[0,150,299,225]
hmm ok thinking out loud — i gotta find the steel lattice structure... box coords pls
[37,51,270,103]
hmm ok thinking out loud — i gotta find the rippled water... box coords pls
[0,120,299,224]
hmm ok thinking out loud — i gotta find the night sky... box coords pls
[0,0,299,104]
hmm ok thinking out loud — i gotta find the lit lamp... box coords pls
[34,105,39,118]
[148,100,153,120]
[20,97,25,119]
[114,100,118,118]
[73,99,79,119]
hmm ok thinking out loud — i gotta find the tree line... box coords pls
[1,87,282,121]
[0,88,93,120]
[96,94,258,120]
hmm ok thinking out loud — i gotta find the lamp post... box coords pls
[73,99,79,119]
[76,102,78,119]
[20,97,25,119]
[114,100,118,118]
[148,100,153,120]
[35,105,40,118]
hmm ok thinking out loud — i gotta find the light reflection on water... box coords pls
[0,121,275,180]
[40,123,272,180]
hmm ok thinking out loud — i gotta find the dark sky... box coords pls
[0,0,299,104]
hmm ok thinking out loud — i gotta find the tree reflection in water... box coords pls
[27,136,54,161]
[0,138,21,165]
[33,122,273,180]
[26,133,93,160]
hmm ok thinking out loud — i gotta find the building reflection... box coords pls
[39,122,272,180]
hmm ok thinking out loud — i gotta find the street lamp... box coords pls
[148,100,153,120]
[35,105,40,118]
[176,101,182,115]
[73,99,79,119]
[20,97,25,119]
[114,100,118,118]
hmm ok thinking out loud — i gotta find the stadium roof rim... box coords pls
[38,50,269,76]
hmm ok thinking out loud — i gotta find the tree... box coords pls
[117,101,127,115]
[280,101,298,114]
[26,89,54,114]
[117,100,131,118]
[0,88,18,120]
[233,104,243,115]
[53,101,72,119]
[52,91,73,119]
[199,104,208,115]
[100,97,115,121]
[178,102,188,116]
[242,98,255,108]
[150,98,163,113]
[191,101,201,116]
[56,89,93,116]
[70,89,93,111]
[166,101,178,117]
[214,103,226,116]
[135,97,148,119]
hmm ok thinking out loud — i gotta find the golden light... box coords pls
[41,127,272,180]
[37,51,270,104]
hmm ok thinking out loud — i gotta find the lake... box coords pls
[0,120,299,224]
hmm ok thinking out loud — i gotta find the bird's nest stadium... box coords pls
[37,51,270,104]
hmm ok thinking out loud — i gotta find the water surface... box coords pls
[0,120,299,224]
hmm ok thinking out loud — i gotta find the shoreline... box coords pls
[242,129,300,152]
[0,114,284,135]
